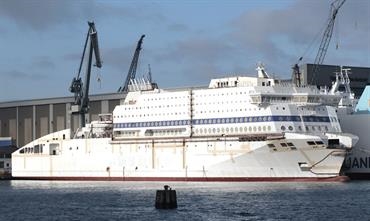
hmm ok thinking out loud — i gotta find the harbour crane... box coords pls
[118,34,145,93]
[292,0,346,86]
[70,21,102,128]
[310,0,346,84]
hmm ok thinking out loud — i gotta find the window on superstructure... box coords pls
[281,126,286,131]
[307,141,315,145]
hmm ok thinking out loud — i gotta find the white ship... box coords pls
[333,68,370,179]
[12,66,358,181]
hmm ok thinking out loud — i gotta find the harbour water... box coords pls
[0,180,369,220]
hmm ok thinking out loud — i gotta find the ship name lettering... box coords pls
[344,157,370,169]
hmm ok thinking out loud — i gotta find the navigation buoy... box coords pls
[155,185,177,209]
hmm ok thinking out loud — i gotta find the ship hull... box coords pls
[11,176,349,182]
[339,114,370,179]
[12,131,347,181]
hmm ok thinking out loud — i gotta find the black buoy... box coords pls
[155,185,177,209]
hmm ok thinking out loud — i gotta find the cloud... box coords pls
[0,0,81,31]
[3,70,46,80]
[226,0,370,75]
[168,23,189,32]
[0,0,167,31]
[31,56,56,70]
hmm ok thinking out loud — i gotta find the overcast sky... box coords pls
[0,0,369,101]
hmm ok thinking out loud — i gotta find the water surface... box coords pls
[0,181,369,220]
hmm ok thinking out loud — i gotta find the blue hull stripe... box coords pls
[113,115,331,129]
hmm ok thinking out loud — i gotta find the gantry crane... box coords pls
[292,0,346,86]
[118,35,145,93]
[310,0,346,84]
[70,21,102,128]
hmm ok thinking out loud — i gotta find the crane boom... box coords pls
[70,21,102,128]
[310,0,346,84]
[118,34,145,93]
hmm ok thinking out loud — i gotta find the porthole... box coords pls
[288,126,293,131]
[281,126,286,131]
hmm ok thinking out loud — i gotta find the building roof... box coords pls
[0,92,125,108]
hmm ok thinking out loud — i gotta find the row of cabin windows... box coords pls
[19,146,43,154]
[267,142,295,148]
[116,129,184,136]
[143,96,188,101]
[195,91,250,97]
[115,112,189,118]
[280,125,339,132]
[194,124,334,134]
[195,125,272,134]
[124,104,188,110]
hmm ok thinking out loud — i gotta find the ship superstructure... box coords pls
[12,66,358,181]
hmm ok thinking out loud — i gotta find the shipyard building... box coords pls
[0,64,369,148]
